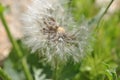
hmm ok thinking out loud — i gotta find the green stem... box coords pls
[54,68,57,80]
[53,58,59,80]
[96,0,114,27]
[0,68,11,80]
[22,58,33,80]
[73,0,114,36]
[0,10,33,80]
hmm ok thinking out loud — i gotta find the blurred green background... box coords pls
[0,0,120,80]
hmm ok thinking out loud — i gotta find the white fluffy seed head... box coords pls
[22,0,92,67]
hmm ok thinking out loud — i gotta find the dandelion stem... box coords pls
[0,8,33,80]
[0,68,11,80]
[53,58,59,80]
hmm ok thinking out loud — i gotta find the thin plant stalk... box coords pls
[75,0,114,34]
[96,0,114,27]
[53,58,59,80]
[0,9,33,80]
[0,68,11,80]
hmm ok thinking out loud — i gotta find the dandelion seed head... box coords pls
[22,0,93,67]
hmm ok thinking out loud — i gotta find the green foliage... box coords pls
[0,0,120,80]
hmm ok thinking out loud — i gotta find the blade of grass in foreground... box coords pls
[0,4,33,80]
[0,68,11,80]
[89,0,114,27]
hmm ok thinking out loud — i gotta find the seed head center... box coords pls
[57,27,65,34]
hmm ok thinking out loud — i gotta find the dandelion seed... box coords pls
[22,0,92,67]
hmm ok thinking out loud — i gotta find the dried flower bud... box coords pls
[22,0,92,67]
